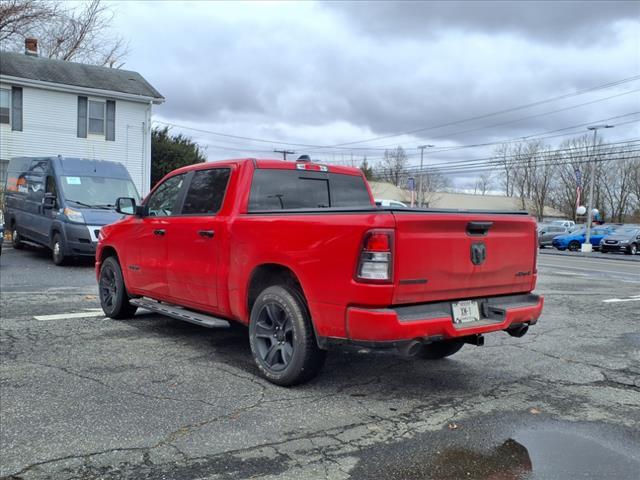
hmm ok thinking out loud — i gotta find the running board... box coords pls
[130,298,230,329]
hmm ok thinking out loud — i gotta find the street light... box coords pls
[417,144,434,207]
[582,124,614,252]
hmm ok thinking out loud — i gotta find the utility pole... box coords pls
[417,145,434,207]
[274,149,295,160]
[582,124,614,252]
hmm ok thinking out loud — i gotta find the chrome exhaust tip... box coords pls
[507,323,529,338]
[397,340,423,357]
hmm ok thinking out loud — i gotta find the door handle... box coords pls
[198,230,215,238]
[153,229,166,236]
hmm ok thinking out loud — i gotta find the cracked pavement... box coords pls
[1,244,639,479]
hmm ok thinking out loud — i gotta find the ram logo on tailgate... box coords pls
[470,242,487,265]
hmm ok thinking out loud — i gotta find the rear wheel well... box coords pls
[247,264,305,316]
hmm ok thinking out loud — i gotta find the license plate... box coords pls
[452,300,481,324]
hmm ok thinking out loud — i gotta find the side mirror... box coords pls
[116,197,136,215]
[42,193,56,209]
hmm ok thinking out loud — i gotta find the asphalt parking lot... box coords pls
[1,244,639,480]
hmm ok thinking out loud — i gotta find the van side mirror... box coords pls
[42,193,56,209]
[116,197,136,215]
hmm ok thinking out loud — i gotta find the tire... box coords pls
[11,226,24,249]
[51,233,67,266]
[416,340,464,360]
[99,256,138,319]
[567,241,580,252]
[629,243,638,256]
[249,285,326,386]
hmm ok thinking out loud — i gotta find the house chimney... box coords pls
[25,38,38,56]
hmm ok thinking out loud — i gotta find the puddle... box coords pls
[349,421,640,480]
[514,430,640,480]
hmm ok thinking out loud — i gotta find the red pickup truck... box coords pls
[96,158,543,386]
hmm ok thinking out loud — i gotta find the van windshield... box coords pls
[60,176,140,208]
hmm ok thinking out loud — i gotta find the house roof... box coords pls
[0,51,164,101]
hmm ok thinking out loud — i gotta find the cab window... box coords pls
[181,168,231,215]
[146,174,185,216]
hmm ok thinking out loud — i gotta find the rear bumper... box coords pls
[346,293,543,343]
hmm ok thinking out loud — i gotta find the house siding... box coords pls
[0,82,151,195]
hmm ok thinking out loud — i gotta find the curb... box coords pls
[539,249,640,263]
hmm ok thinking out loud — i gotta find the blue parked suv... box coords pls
[552,226,618,251]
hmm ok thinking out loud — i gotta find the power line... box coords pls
[319,74,640,148]
[319,114,640,164]
[397,139,640,172]
[377,146,640,177]
[150,76,640,153]
[153,112,639,163]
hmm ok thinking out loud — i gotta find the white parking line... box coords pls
[34,309,104,321]
[602,297,640,303]
[538,263,640,277]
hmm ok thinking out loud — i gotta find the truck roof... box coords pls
[170,158,363,176]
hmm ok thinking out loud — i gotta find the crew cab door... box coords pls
[126,173,187,299]
[165,167,232,310]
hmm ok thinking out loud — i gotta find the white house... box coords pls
[0,40,164,195]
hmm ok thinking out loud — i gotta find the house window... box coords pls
[88,100,105,135]
[0,89,10,124]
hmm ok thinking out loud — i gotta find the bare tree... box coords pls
[473,172,494,195]
[528,147,557,220]
[418,170,450,206]
[599,146,638,222]
[0,0,127,67]
[0,0,53,43]
[378,146,408,187]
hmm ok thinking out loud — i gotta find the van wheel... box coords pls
[51,233,67,265]
[12,227,24,249]
[249,285,326,386]
[416,340,464,359]
[99,256,138,319]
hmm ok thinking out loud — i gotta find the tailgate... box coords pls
[392,212,537,305]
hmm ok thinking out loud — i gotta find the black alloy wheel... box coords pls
[99,256,138,319]
[99,262,118,312]
[253,302,295,372]
[249,285,326,386]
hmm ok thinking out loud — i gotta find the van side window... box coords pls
[181,169,231,215]
[146,174,185,216]
[46,176,57,195]
[26,174,45,201]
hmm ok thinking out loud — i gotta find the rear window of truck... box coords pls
[248,169,372,211]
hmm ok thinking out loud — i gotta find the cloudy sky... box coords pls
[110,0,639,185]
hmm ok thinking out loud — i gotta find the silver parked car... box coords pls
[538,225,572,248]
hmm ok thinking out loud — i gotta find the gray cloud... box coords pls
[112,0,639,180]
[327,1,640,44]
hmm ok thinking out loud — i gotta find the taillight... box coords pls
[356,229,394,282]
